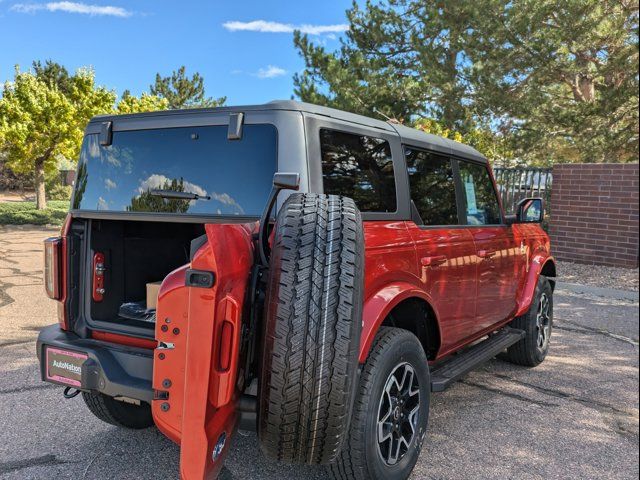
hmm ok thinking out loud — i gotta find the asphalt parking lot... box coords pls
[1,225,638,480]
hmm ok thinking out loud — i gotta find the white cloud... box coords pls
[11,2,132,17]
[223,19,347,35]
[210,193,232,205]
[255,65,287,79]
[104,178,117,191]
[137,174,208,199]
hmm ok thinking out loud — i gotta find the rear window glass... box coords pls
[320,129,396,212]
[72,124,277,217]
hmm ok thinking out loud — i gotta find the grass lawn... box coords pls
[0,200,69,226]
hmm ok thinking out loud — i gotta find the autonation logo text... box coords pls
[52,360,81,375]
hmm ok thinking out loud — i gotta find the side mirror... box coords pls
[513,197,544,224]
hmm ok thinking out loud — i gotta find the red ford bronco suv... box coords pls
[37,101,555,480]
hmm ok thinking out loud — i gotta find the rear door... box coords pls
[404,148,477,353]
[457,160,520,331]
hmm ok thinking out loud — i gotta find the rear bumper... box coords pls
[37,324,154,403]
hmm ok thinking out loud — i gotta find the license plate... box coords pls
[44,347,88,387]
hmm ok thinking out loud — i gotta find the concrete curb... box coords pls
[556,281,639,302]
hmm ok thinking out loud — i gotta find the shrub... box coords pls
[48,184,73,201]
[0,201,69,225]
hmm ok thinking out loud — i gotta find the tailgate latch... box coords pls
[92,252,106,302]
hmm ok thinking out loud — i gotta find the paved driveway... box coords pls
[1,226,638,479]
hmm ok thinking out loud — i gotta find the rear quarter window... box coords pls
[319,128,397,212]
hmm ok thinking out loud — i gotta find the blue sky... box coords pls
[0,1,353,104]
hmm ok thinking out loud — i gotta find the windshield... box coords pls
[72,124,277,217]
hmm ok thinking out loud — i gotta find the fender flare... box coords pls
[359,282,440,363]
[515,254,556,317]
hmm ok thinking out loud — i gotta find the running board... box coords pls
[430,328,525,392]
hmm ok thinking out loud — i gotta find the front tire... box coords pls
[330,327,430,480]
[82,392,153,429]
[501,275,553,367]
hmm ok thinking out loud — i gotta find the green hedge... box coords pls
[0,201,69,226]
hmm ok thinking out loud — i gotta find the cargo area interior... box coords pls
[88,219,205,332]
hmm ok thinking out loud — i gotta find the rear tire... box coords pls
[330,327,430,480]
[501,275,553,367]
[258,193,364,465]
[82,392,153,429]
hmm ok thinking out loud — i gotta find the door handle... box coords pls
[421,255,448,267]
[477,249,497,259]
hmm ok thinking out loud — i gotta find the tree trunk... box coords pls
[578,75,595,102]
[34,158,47,210]
[573,56,596,103]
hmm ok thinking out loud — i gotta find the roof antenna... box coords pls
[373,107,401,124]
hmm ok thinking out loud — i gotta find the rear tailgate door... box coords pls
[152,224,254,479]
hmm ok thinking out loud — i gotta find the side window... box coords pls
[320,128,397,212]
[458,161,502,225]
[405,148,458,225]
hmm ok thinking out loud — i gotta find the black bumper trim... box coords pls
[37,324,154,403]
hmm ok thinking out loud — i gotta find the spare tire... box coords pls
[258,193,364,465]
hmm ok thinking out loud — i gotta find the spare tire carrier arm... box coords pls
[244,173,301,385]
[257,172,300,267]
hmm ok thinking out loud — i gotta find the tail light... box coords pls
[44,214,72,330]
[44,238,62,300]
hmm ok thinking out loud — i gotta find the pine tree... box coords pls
[294,0,639,164]
[150,66,226,109]
[32,59,74,95]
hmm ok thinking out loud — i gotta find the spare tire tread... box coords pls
[259,193,363,465]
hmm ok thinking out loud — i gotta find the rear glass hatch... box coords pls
[72,120,277,336]
[73,123,277,217]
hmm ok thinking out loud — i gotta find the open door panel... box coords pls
[152,223,255,479]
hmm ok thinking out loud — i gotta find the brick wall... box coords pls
[550,163,639,268]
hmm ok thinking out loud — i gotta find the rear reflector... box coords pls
[44,238,62,300]
[218,321,234,371]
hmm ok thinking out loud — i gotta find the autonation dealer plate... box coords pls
[45,347,88,387]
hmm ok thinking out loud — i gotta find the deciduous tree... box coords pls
[116,91,169,114]
[0,67,115,209]
[414,118,515,166]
